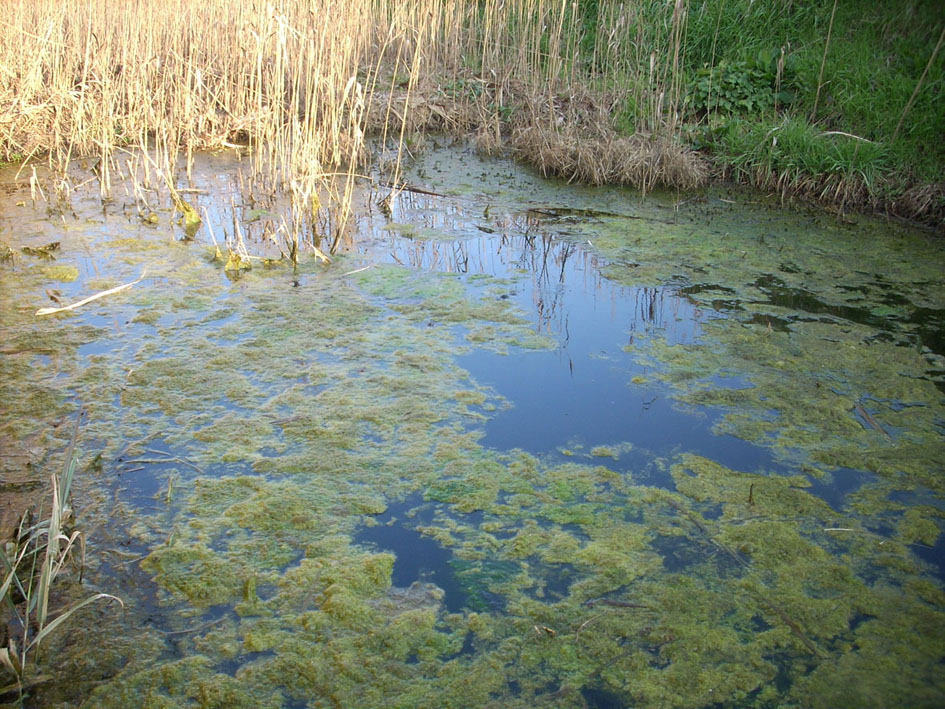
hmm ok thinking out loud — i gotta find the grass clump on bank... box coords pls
[675,0,945,225]
[706,116,892,208]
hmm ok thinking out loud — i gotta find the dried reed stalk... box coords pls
[1,0,704,256]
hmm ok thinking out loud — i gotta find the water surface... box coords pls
[0,144,943,707]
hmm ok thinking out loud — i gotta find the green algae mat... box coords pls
[0,146,943,707]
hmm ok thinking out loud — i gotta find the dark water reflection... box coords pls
[753,273,945,357]
[354,496,470,613]
[358,198,790,482]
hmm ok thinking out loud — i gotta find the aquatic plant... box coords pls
[0,414,122,701]
[1,134,943,705]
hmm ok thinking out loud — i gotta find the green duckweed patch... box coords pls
[142,542,247,609]
[40,263,79,281]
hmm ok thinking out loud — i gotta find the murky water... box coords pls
[1,143,943,707]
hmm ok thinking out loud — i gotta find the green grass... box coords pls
[597,0,943,213]
[697,1,942,178]
[787,0,943,181]
[704,116,891,195]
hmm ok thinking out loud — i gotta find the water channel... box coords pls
[1,143,943,706]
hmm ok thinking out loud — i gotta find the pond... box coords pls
[1,143,943,707]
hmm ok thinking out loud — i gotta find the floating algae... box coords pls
[1,150,944,706]
[39,263,79,281]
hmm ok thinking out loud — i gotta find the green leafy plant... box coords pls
[687,50,794,118]
[0,413,122,700]
[489,101,515,121]
[440,78,485,101]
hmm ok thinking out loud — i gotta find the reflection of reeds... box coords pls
[1,0,705,257]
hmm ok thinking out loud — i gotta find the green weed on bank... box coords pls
[673,0,944,173]
[701,116,891,205]
[600,0,943,219]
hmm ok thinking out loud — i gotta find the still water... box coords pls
[1,143,943,707]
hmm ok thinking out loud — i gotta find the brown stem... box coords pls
[812,0,839,122]
[893,23,945,144]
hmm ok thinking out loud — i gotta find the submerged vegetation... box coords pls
[0,142,943,704]
[1,0,944,706]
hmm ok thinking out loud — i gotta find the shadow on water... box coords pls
[753,273,945,357]
[804,467,877,512]
[355,496,584,615]
[912,537,945,580]
[887,488,945,578]
[582,686,633,709]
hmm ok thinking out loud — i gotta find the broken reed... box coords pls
[0,0,697,256]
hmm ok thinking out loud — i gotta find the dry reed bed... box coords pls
[1,0,708,254]
[3,1,937,240]
[501,86,707,190]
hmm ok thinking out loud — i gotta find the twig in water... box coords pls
[575,613,605,641]
[170,456,204,475]
[106,548,142,559]
[113,554,147,568]
[758,596,827,659]
[36,270,146,316]
[379,181,446,198]
[666,497,825,658]
[115,433,161,459]
[853,403,890,438]
[583,598,651,610]
[144,447,174,458]
[158,617,226,637]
